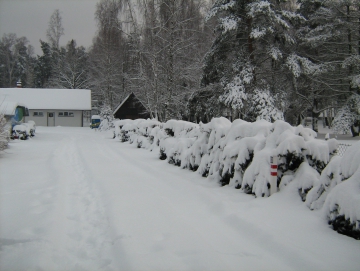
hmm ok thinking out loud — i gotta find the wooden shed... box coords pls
[113,93,150,120]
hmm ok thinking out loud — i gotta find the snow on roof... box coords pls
[0,100,18,115]
[0,88,91,110]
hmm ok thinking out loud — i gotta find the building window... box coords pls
[58,111,74,117]
[33,111,44,117]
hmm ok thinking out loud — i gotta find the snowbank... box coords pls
[113,118,359,239]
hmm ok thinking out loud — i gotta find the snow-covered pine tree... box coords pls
[99,104,115,131]
[34,41,53,88]
[202,0,302,122]
[251,86,284,122]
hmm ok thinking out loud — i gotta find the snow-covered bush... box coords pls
[99,104,115,131]
[113,119,163,149]
[197,117,232,179]
[0,113,10,150]
[136,119,163,149]
[159,120,199,164]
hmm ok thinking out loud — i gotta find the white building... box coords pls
[0,88,91,127]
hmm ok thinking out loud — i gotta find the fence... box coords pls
[336,143,352,157]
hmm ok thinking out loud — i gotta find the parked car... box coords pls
[12,121,36,140]
[90,115,101,129]
[12,124,29,140]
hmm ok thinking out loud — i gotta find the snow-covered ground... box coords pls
[0,126,359,271]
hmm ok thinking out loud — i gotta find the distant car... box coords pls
[90,115,101,129]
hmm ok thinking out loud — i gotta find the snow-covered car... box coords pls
[12,121,36,140]
[12,124,29,140]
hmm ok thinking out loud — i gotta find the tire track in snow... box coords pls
[90,139,324,271]
[50,135,114,270]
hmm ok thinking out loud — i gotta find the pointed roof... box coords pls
[112,92,148,115]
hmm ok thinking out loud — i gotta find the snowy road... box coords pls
[1,127,359,271]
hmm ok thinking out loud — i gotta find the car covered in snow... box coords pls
[12,121,36,140]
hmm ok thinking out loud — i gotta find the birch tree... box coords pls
[46,9,64,50]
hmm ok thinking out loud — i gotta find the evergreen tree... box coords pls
[202,0,302,122]
[34,40,53,88]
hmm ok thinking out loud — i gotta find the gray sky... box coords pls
[0,0,100,55]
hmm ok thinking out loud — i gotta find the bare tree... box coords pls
[89,0,126,109]
[46,9,64,50]
[49,40,89,89]
[129,0,209,121]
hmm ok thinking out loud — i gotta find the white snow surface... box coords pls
[1,127,359,271]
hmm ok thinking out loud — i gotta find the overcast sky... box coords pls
[0,0,100,55]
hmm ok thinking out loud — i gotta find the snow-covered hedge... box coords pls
[114,118,337,195]
[113,118,359,239]
[306,141,360,239]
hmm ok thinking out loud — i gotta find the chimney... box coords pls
[16,80,22,88]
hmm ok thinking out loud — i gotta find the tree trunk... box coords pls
[350,120,360,137]
[165,1,175,121]
[311,99,320,132]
